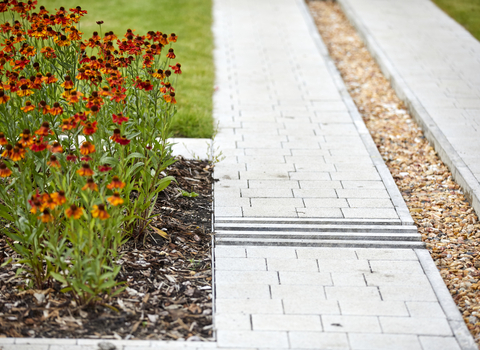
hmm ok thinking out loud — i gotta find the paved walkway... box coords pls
[337,0,480,217]
[0,0,477,349]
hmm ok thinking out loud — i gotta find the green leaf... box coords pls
[50,271,67,284]
[180,190,199,198]
[125,152,146,161]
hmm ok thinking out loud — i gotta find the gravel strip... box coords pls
[308,0,480,344]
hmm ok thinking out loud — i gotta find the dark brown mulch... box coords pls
[0,157,214,341]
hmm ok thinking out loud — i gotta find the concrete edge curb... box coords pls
[336,0,480,219]
[416,249,477,350]
[296,0,415,226]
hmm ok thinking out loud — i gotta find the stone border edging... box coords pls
[416,249,478,350]
[296,0,415,226]
[336,0,480,219]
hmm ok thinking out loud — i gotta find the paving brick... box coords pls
[252,314,322,331]
[214,207,243,217]
[298,180,342,189]
[419,336,461,350]
[215,284,270,299]
[296,248,358,260]
[215,298,283,314]
[365,272,430,286]
[15,339,77,345]
[270,285,326,300]
[214,197,250,207]
[322,315,381,333]
[330,171,381,181]
[341,180,386,189]
[294,163,337,172]
[379,285,438,301]
[339,300,409,316]
[355,249,417,260]
[297,207,344,217]
[0,346,49,350]
[283,298,340,315]
[248,180,300,189]
[215,313,252,330]
[336,189,390,199]
[288,332,349,349]
[216,270,279,284]
[267,258,318,272]
[215,258,266,271]
[217,330,289,348]
[349,333,422,350]
[239,170,289,180]
[303,198,348,207]
[288,172,331,181]
[278,271,332,285]
[369,260,424,274]
[342,208,399,219]
[405,302,446,318]
[318,259,370,273]
[379,316,453,336]
[331,272,366,286]
[347,198,393,208]
[241,188,293,198]
[215,246,246,258]
[293,189,337,198]
[246,247,297,259]
[325,286,381,301]
[242,206,299,217]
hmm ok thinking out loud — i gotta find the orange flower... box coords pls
[0,91,10,104]
[61,117,77,131]
[51,190,66,205]
[0,132,8,146]
[42,72,58,84]
[1,144,13,158]
[21,100,35,112]
[82,121,98,135]
[65,204,83,219]
[77,163,94,176]
[107,176,125,190]
[54,34,71,47]
[48,141,63,153]
[170,63,182,74]
[91,204,109,220]
[39,209,53,223]
[152,69,165,80]
[82,177,98,191]
[166,48,175,59]
[10,143,26,161]
[18,129,34,148]
[112,113,128,125]
[40,47,57,59]
[168,33,178,43]
[38,101,50,114]
[0,161,12,177]
[41,193,57,211]
[48,155,61,168]
[16,84,34,97]
[79,141,95,155]
[35,121,53,136]
[110,128,121,143]
[107,192,124,206]
[49,102,63,116]
[60,76,74,90]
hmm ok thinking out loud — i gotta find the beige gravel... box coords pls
[308,0,480,345]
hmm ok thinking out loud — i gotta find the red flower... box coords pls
[166,48,175,59]
[65,204,83,219]
[49,102,63,116]
[107,176,125,189]
[48,155,61,168]
[82,121,98,135]
[35,121,53,136]
[77,163,94,176]
[112,112,129,125]
[66,153,78,162]
[168,33,178,43]
[30,137,48,152]
[0,91,10,104]
[98,165,112,172]
[170,63,182,74]
[0,132,8,146]
[0,161,12,178]
[18,129,34,148]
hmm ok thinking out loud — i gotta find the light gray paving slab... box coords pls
[348,333,422,350]
[215,258,266,271]
[246,247,297,259]
[369,260,424,274]
[297,207,344,217]
[325,286,381,301]
[331,272,366,286]
[267,258,318,272]
[318,259,370,273]
[405,301,446,318]
[278,271,332,285]
[288,332,349,350]
[215,271,279,285]
[215,313,252,331]
[419,336,462,350]
[252,314,322,331]
[215,298,284,315]
[322,315,381,333]
[216,284,271,299]
[217,330,289,349]
[283,299,340,315]
[270,285,326,300]
[339,300,409,316]
[379,316,453,336]
[355,249,417,260]
[296,248,358,260]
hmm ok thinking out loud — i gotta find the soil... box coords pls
[0,157,214,341]
[308,0,480,345]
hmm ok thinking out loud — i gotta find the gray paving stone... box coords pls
[252,314,322,331]
[347,198,393,208]
[216,284,270,299]
[330,172,381,181]
[348,333,422,350]
[214,206,243,217]
[270,285,326,300]
[293,189,337,198]
[267,258,318,272]
[336,189,390,199]
[405,302,446,318]
[215,246,246,258]
[419,336,461,350]
[369,260,424,274]
[241,188,293,198]
[379,316,453,336]
[341,180,386,189]
[248,180,300,189]
[288,172,331,181]
[331,272,366,286]
[325,286,381,301]
[297,207,344,217]
[215,258,266,271]
[246,247,297,259]
[215,298,283,315]
[242,206,299,217]
[322,315,381,333]
[239,170,289,180]
[217,330,289,349]
[215,313,252,330]
[318,259,370,273]
[283,299,340,315]
[215,271,279,284]
[365,273,430,287]
[339,300,409,316]
[296,248,358,260]
[278,271,332,285]
[0,346,49,350]
[250,198,304,207]
[342,208,399,219]
[299,180,342,189]
[355,249,417,260]
[15,339,76,345]
[380,285,438,301]
[288,332,349,349]
[303,198,348,208]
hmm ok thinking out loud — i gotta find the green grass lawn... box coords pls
[432,0,480,42]
[36,0,214,138]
